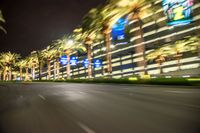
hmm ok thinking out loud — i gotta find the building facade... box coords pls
[36,0,200,80]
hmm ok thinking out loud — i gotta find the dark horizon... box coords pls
[0,0,106,57]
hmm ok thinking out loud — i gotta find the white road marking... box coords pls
[165,91,194,94]
[77,122,96,133]
[79,91,86,94]
[38,94,46,100]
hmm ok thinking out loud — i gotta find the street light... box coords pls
[67,40,73,45]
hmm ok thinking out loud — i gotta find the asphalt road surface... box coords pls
[0,83,200,133]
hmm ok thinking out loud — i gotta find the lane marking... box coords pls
[77,122,96,133]
[38,94,46,100]
[79,91,85,94]
[165,91,194,94]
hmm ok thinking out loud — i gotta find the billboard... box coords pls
[70,56,78,66]
[83,59,89,68]
[60,55,68,65]
[93,59,102,68]
[112,17,130,45]
[162,0,194,26]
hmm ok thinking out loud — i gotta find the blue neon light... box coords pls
[60,55,68,65]
[112,17,128,41]
[70,56,78,66]
[83,59,89,68]
[94,59,102,68]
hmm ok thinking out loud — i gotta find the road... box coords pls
[0,83,200,133]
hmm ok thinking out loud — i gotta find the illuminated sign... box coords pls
[112,17,129,44]
[83,59,89,68]
[70,56,78,66]
[60,55,68,65]
[93,59,102,68]
[162,0,194,26]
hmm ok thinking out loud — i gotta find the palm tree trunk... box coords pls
[3,66,7,81]
[20,67,22,80]
[66,54,71,79]
[25,66,29,81]
[134,17,146,75]
[47,60,51,80]
[87,45,92,79]
[39,62,42,80]
[9,66,12,81]
[105,29,112,78]
[158,61,162,74]
[175,52,182,71]
[56,60,60,79]
[177,58,181,71]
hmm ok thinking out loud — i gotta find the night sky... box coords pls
[0,0,106,57]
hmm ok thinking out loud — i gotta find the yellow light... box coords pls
[129,77,138,81]
[187,78,200,81]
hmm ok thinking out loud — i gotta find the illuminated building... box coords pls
[36,0,200,79]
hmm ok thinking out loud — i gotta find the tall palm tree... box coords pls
[0,10,6,33]
[81,1,146,77]
[29,53,39,80]
[0,70,2,81]
[0,62,3,81]
[169,40,191,70]
[185,36,200,56]
[29,51,44,80]
[108,0,154,75]
[24,57,31,81]
[73,27,99,78]
[82,6,121,78]
[42,47,56,80]
[146,47,171,74]
[50,44,62,80]
[0,52,20,81]
[16,60,26,80]
[55,35,86,79]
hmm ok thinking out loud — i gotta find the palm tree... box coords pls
[82,6,120,78]
[16,60,26,80]
[28,52,39,80]
[73,27,98,78]
[55,35,86,79]
[81,1,147,77]
[42,47,56,80]
[0,10,6,33]
[0,62,3,81]
[108,0,155,74]
[50,44,62,80]
[0,52,20,81]
[0,70,2,81]
[185,36,200,56]
[169,40,191,70]
[24,57,31,81]
[29,51,44,80]
[146,47,171,74]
